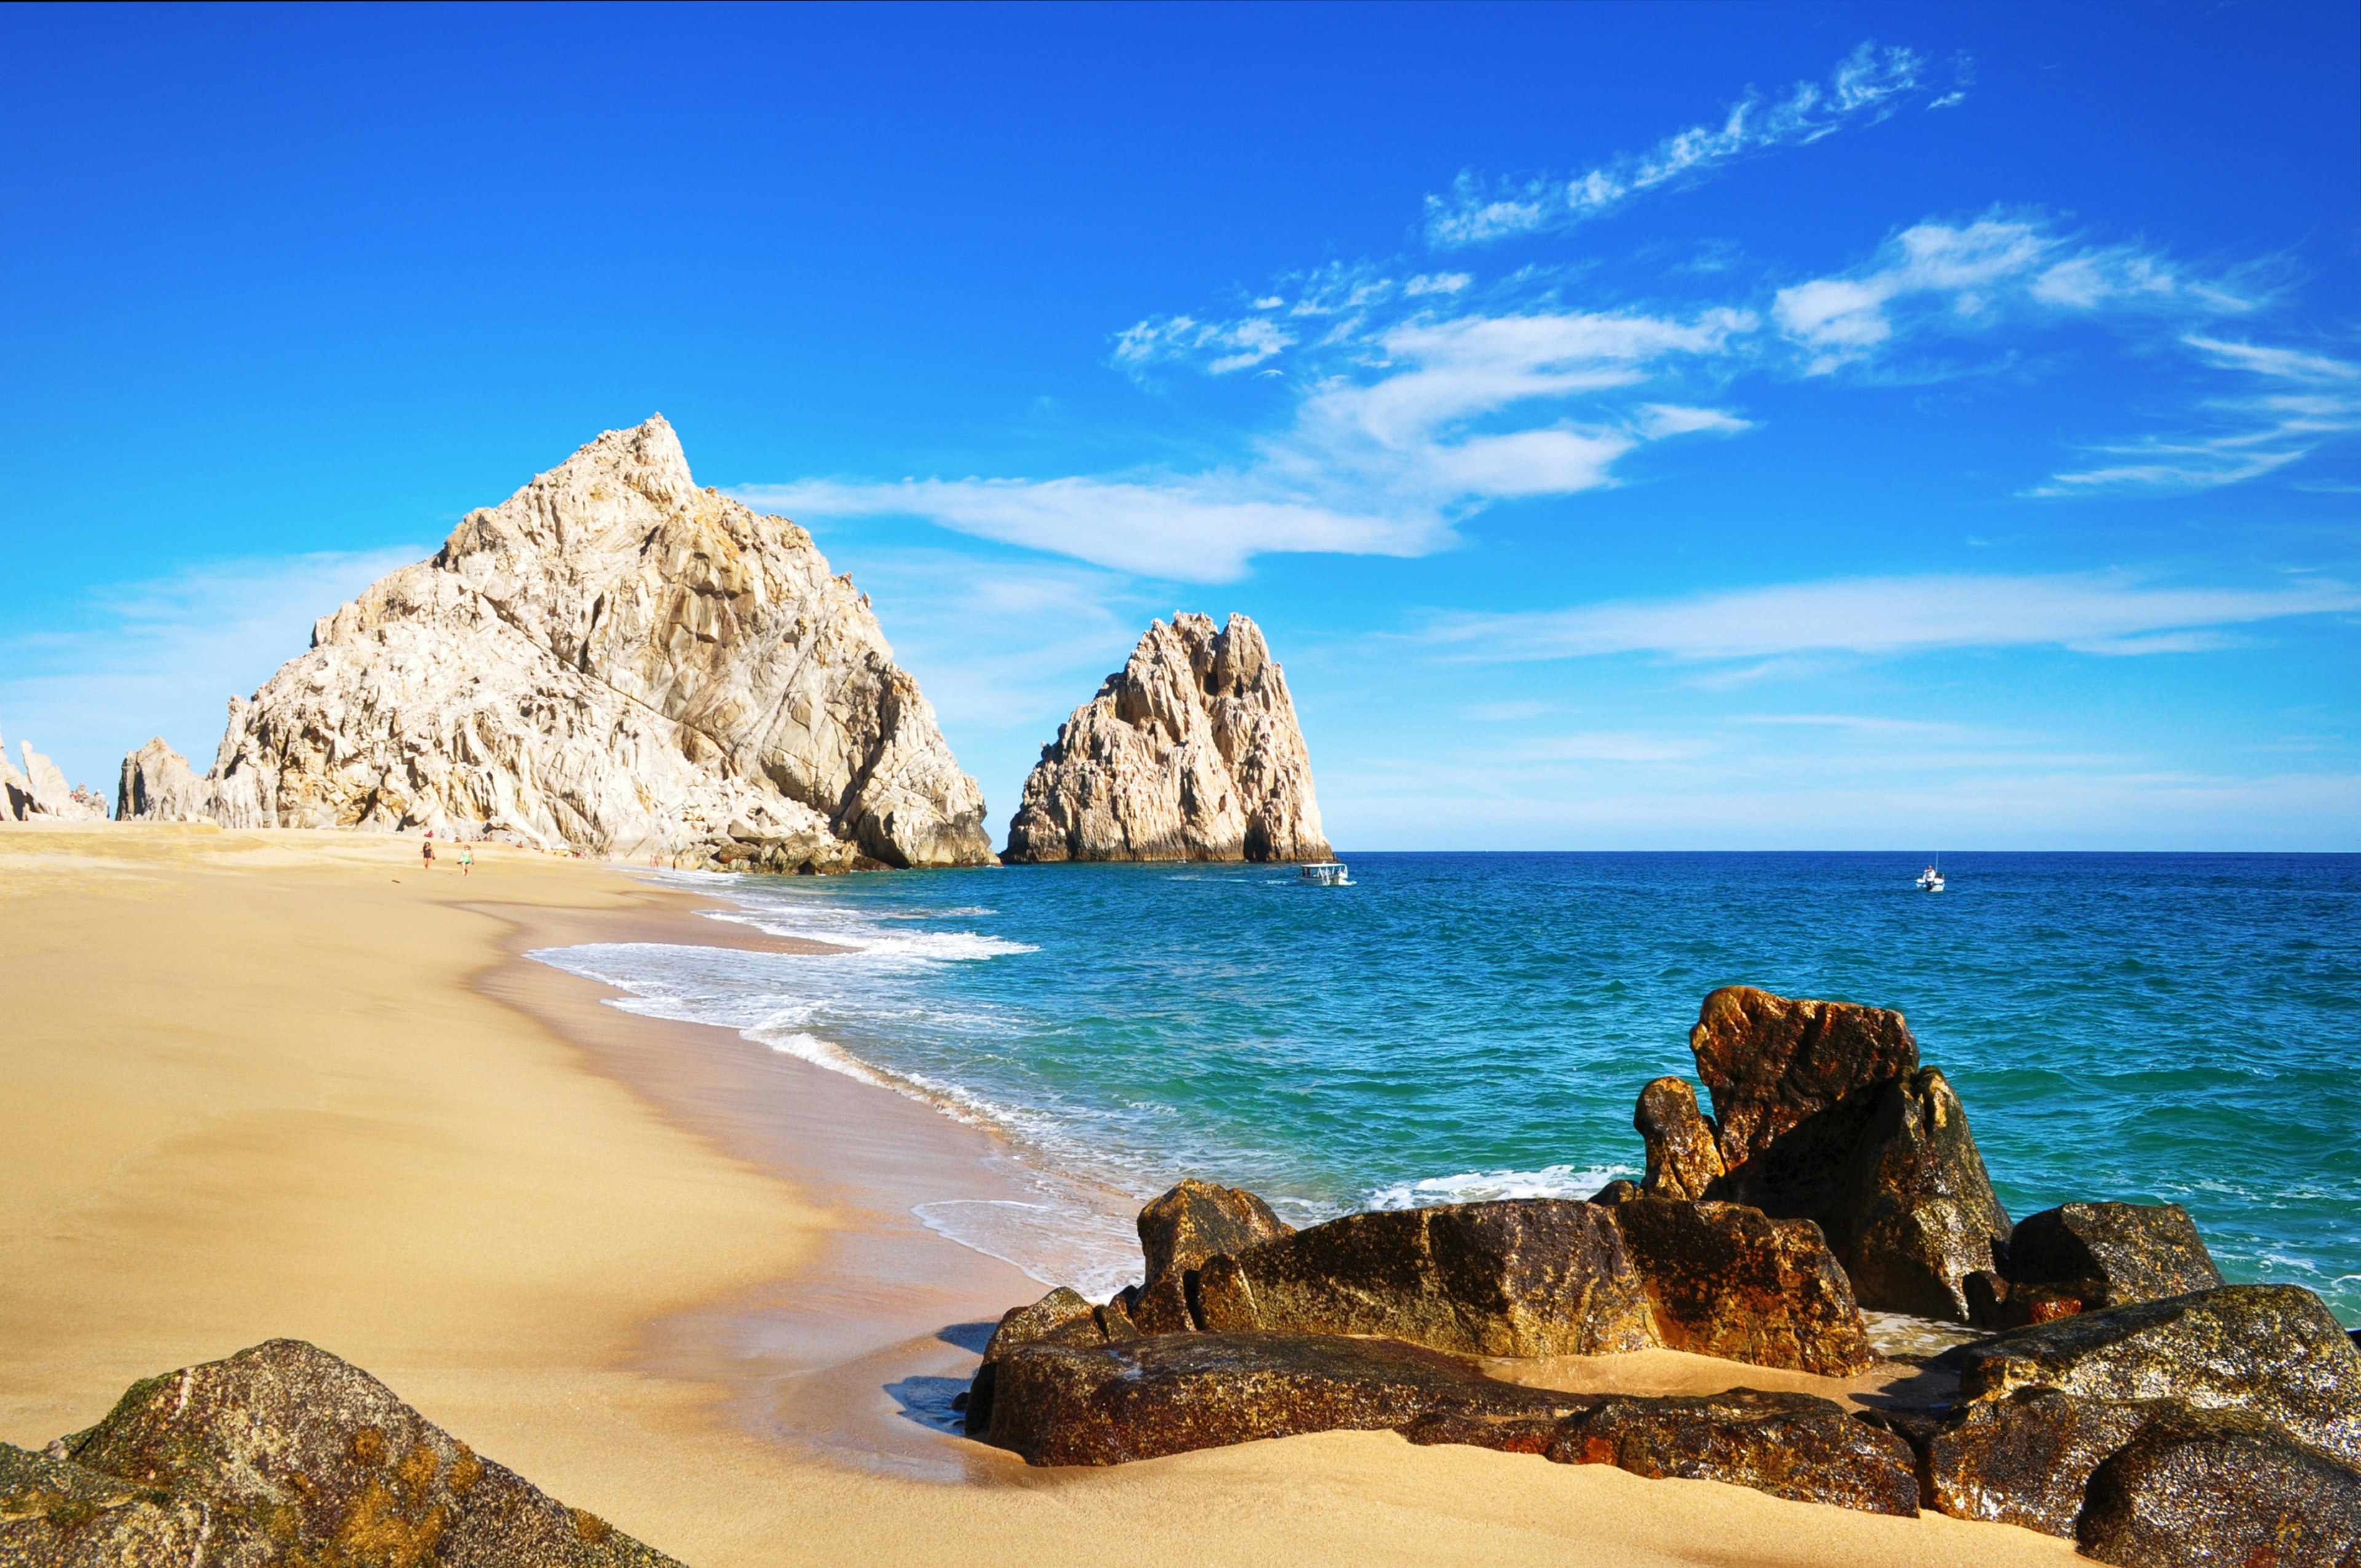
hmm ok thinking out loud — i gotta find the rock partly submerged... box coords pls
[1002,612,1330,864]
[0,1338,678,1567]
[114,417,994,872]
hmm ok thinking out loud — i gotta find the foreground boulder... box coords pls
[1557,1390,1919,1517]
[1194,1199,1655,1357]
[1952,1284,2361,1467]
[1607,1196,1875,1376]
[2007,1202,2223,1309]
[1129,1179,1294,1333]
[1924,1388,2157,1537]
[963,1286,1109,1436]
[1,1338,678,1566]
[1002,613,1331,864]
[984,1331,1580,1465]
[115,417,994,870]
[2077,1406,2361,1567]
[1634,1078,1724,1200]
[1683,987,2012,1321]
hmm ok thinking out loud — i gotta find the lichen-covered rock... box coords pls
[1193,1199,1655,1358]
[116,417,993,870]
[965,1286,1109,1436]
[2077,1406,2361,1567]
[1635,1078,1725,1200]
[2007,1202,2224,1310]
[1688,985,1920,1187]
[1128,1178,1292,1331]
[1953,1285,2361,1467]
[1925,1388,2157,1537]
[0,1441,236,1567]
[1837,1069,2012,1321]
[1607,1196,1876,1377]
[1003,613,1330,864]
[11,1339,678,1567]
[1551,1390,1920,1517]
[984,1331,1582,1467]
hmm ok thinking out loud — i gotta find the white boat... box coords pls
[1916,860,1945,893]
[1298,861,1350,886]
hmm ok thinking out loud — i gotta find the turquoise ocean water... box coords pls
[536,853,2360,1324]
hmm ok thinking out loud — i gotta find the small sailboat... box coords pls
[1916,857,1945,893]
[1298,860,1350,886]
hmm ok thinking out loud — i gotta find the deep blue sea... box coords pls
[537,853,2360,1324]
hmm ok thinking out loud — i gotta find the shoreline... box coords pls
[0,822,2078,1565]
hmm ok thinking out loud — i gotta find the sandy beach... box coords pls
[0,822,2078,1566]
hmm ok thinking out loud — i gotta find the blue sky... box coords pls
[2,2,2355,848]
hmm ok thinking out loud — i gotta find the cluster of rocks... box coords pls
[114,417,995,873]
[0,720,108,822]
[1003,612,1331,864]
[0,1338,679,1566]
[962,987,2361,1566]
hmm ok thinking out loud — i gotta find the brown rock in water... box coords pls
[1192,1199,1655,1358]
[1634,1078,1725,1200]
[1551,1390,1921,1517]
[1688,985,1919,1183]
[2076,1406,2361,1567]
[1837,1068,2012,1322]
[1924,1388,2157,1537]
[983,1331,1584,1466]
[1607,1196,1876,1376]
[1952,1284,2361,1467]
[2007,1202,2224,1309]
[11,1339,678,1567]
[1139,1179,1295,1283]
[965,1286,1107,1436]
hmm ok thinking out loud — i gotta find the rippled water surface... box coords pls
[537,853,2360,1322]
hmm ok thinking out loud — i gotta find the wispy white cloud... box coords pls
[1424,42,1947,248]
[2033,336,2361,495]
[749,305,1755,580]
[0,546,425,791]
[1425,572,2359,663]
[1772,219,2250,373]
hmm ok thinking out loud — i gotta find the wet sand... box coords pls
[0,821,2076,1565]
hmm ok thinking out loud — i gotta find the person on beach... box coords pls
[459,845,473,877]
[422,837,435,871]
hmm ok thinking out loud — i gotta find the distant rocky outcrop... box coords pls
[114,417,993,871]
[1003,613,1330,864]
[1,719,108,822]
[0,1338,679,1566]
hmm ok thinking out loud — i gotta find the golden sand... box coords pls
[0,822,2074,1565]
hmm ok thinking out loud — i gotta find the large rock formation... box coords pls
[115,417,993,870]
[0,720,109,822]
[1,1338,679,1566]
[1003,612,1330,863]
[1677,987,2013,1320]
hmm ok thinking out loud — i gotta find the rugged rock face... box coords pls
[1683,987,2011,1321]
[1002,613,1330,864]
[1559,1390,1920,1518]
[0,1338,679,1566]
[1925,1389,2159,1537]
[1192,1200,1658,1358]
[1608,1196,1876,1377]
[115,417,993,870]
[1838,1070,2014,1321]
[1634,1078,1725,1200]
[1952,1284,2361,1467]
[2076,1406,2361,1567]
[982,1331,1584,1466]
[2007,1202,2223,1309]
[1129,1179,1294,1334]
[1,722,108,822]
[116,738,212,823]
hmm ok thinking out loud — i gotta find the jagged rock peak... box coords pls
[2,714,109,822]
[1003,612,1331,864]
[118,416,994,870]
